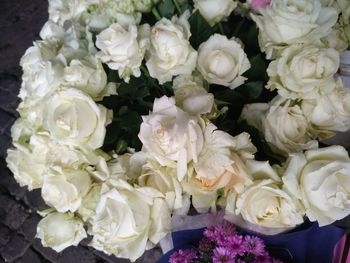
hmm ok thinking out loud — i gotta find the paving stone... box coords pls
[0,110,15,135]
[19,214,41,243]
[0,90,20,116]
[33,239,61,262]
[0,224,12,247]
[0,234,30,262]
[23,189,48,211]
[3,201,29,230]
[93,250,130,263]
[0,160,27,199]
[0,135,12,159]
[59,246,97,263]
[14,248,42,263]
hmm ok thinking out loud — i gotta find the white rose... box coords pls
[64,55,114,100]
[19,53,65,108]
[282,146,350,226]
[43,88,112,150]
[173,75,214,115]
[184,124,256,212]
[226,179,304,232]
[48,0,98,26]
[320,26,348,52]
[77,184,102,222]
[134,0,159,12]
[302,79,350,139]
[241,97,318,156]
[36,212,87,252]
[146,11,197,84]
[40,20,65,42]
[251,0,338,58]
[96,23,150,82]
[6,147,45,190]
[193,0,237,26]
[102,0,136,14]
[42,166,91,212]
[6,132,95,191]
[197,34,250,89]
[267,44,340,99]
[138,96,204,181]
[89,182,171,261]
[138,159,190,214]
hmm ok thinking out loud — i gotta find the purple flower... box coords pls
[169,249,198,263]
[224,235,247,256]
[244,235,266,256]
[204,223,236,243]
[212,247,235,263]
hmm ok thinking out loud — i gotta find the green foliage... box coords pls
[157,0,175,19]
[188,10,215,49]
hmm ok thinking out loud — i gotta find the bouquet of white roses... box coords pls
[6,0,350,261]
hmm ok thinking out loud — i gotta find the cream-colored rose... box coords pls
[282,146,350,226]
[320,26,348,52]
[184,126,256,212]
[138,96,204,181]
[225,179,304,231]
[6,132,95,191]
[241,97,318,156]
[267,44,340,99]
[193,0,237,26]
[48,0,98,26]
[36,212,87,252]
[138,159,190,214]
[173,75,214,115]
[77,184,102,222]
[96,23,150,82]
[19,52,65,109]
[64,55,114,100]
[197,34,250,89]
[146,11,197,84]
[42,166,91,212]
[43,88,112,150]
[251,0,338,58]
[134,0,159,12]
[89,182,171,261]
[302,79,350,139]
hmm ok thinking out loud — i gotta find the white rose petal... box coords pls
[42,166,91,212]
[193,0,237,26]
[302,79,350,138]
[138,96,204,181]
[89,182,171,261]
[96,23,150,82]
[36,212,87,252]
[43,88,112,150]
[226,179,305,231]
[146,11,197,84]
[267,44,340,99]
[282,146,350,226]
[197,34,250,89]
[251,0,338,58]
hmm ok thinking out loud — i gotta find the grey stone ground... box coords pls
[0,1,162,262]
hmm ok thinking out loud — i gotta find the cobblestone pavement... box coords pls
[0,1,162,262]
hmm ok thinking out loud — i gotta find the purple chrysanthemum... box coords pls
[224,235,247,256]
[204,223,236,243]
[212,247,235,263]
[244,235,266,256]
[169,248,198,263]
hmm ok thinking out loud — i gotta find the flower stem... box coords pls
[218,22,225,35]
[152,7,161,20]
[172,0,182,15]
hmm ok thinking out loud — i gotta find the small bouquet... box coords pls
[169,223,282,263]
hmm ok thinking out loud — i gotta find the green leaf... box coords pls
[237,81,264,100]
[158,0,175,19]
[244,54,267,81]
[116,139,128,154]
[188,10,214,49]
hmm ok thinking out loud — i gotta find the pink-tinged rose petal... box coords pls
[251,0,271,11]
